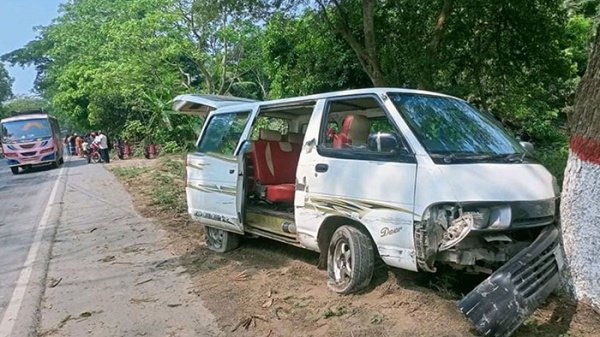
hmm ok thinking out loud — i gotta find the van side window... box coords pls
[319,96,412,161]
[197,112,250,156]
[251,116,289,140]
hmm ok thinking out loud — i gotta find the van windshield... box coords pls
[389,93,523,157]
[1,118,52,143]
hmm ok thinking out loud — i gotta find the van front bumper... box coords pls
[458,224,563,337]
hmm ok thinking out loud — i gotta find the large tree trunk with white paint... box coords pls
[560,24,600,310]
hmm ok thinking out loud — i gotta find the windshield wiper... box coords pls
[503,153,528,163]
[443,153,456,163]
[432,152,526,163]
[438,152,489,163]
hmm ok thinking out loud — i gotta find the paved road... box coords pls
[0,158,221,336]
[0,161,63,324]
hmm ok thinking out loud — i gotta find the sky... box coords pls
[0,0,64,96]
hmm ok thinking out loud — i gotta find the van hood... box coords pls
[431,162,558,203]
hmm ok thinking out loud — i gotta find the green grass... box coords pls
[111,165,151,178]
[323,306,347,318]
[370,313,383,324]
[111,157,188,215]
[148,160,187,214]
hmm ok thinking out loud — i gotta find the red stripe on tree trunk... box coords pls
[570,135,600,165]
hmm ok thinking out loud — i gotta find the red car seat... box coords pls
[251,130,302,203]
[333,114,371,149]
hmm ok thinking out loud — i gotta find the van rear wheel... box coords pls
[327,226,374,294]
[10,167,19,175]
[205,226,240,253]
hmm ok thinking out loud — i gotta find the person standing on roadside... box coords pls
[75,133,84,157]
[93,130,110,163]
[64,134,71,155]
[69,134,77,156]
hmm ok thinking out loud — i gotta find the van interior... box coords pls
[242,96,402,243]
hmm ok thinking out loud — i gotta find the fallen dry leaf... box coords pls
[262,298,274,308]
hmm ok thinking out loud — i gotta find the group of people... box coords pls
[64,131,110,163]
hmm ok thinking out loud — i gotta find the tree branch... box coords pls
[419,0,453,89]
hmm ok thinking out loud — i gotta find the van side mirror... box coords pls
[367,132,406,154]
[520,141,534,154]
[239,140,252,155]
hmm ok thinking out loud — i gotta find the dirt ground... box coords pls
[109,156,600,337]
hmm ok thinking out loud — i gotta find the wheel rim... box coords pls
[206,227,225,250]
[332,238,352,284]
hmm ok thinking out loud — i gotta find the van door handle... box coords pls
[315,163,329,173]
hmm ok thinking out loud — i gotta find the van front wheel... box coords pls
[327,226,374,294]
[205,226,240,253]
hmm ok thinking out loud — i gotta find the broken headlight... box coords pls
[468,208,490,230]
[464,205,512,230]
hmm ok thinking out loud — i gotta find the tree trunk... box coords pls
[560,24,600,311]
[419,0,453,90]
[317,0,386,87]
[361,0,385,87]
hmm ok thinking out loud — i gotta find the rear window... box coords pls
[251,117,289,140]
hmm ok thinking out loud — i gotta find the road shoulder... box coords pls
[37,159,222,336]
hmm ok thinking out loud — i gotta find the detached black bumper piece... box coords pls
[458,225,564,337]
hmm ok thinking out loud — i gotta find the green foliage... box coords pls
[0,62,14,119]
[251,116,289,139]
[3,95,49,113]
[0,62,12,104]
[121,120,149,143]
[161,141,182,154]
[262,11,370,98]
[537,141,570,186]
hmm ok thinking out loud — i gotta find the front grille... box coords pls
[19,144,36,149]
[21,151,37,157]
[511,240,559,299]
[511,199,556,220]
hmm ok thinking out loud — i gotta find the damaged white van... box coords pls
[174,88,563,336]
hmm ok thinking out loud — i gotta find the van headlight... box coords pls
[469,208,491,230]
[423,204,512,231]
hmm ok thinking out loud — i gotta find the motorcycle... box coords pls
[85,142,102,164]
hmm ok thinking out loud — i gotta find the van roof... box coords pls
[173,88,457,116]
[1,114,52,124]
[263,87,452,105]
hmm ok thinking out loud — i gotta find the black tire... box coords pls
[205,226,241,253]
[327,226,375,294]
[10,166,19,175]
[51,160,59,169]
[91,153,101,164]
[59,157,64,165]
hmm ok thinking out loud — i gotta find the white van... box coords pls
[174,89,563,335]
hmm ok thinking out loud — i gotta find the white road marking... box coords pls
[0,164,66,336]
